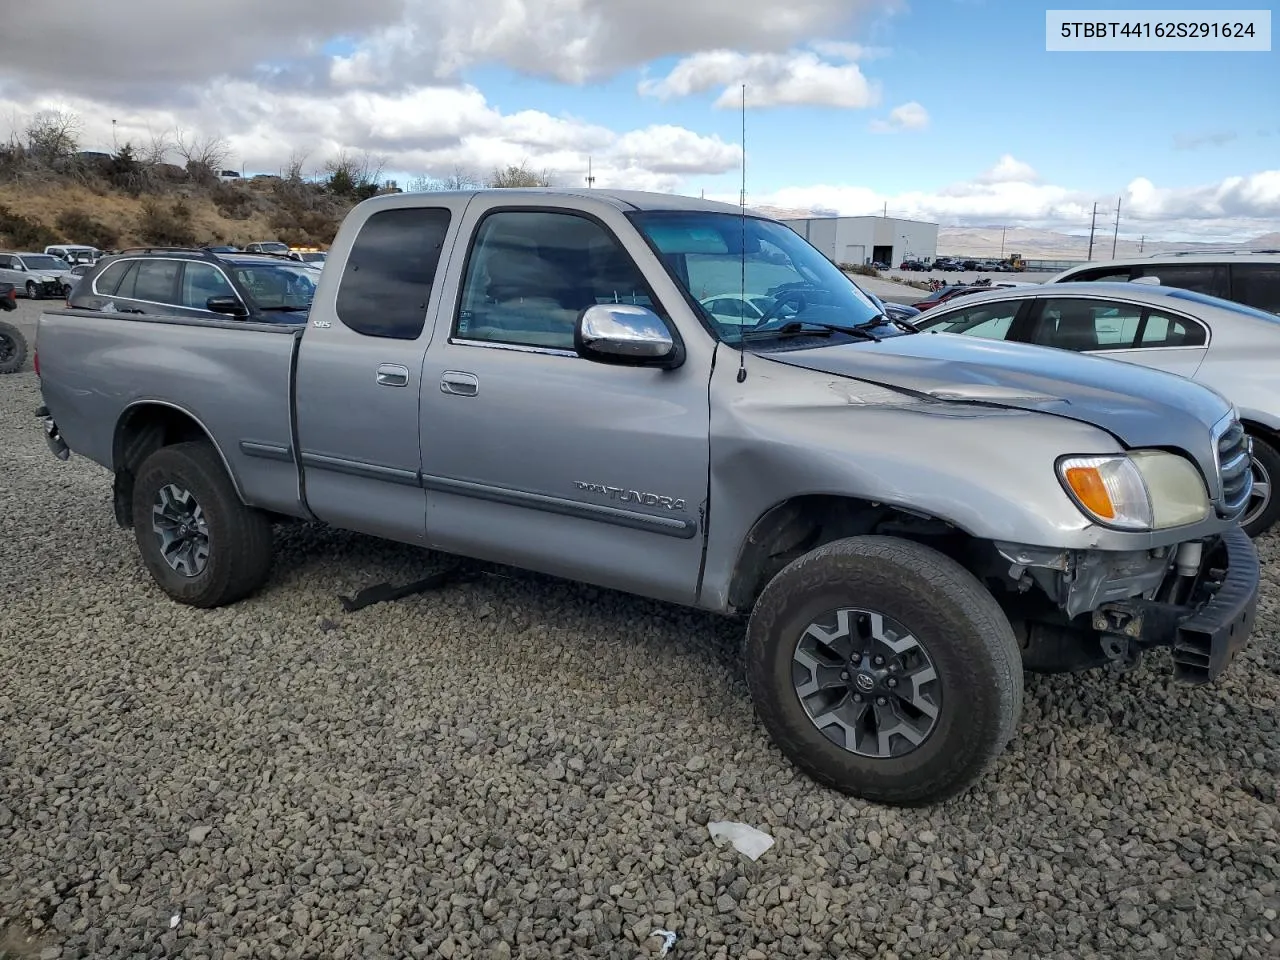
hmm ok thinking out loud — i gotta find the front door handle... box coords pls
[376,363,409,387]
[440,371,479,397]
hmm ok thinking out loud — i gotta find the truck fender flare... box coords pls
[114,399,247,504]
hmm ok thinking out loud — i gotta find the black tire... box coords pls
[0,320,27,374]
[25,281,39,300]
[745,535,1023,806]
[130,441,274,607]
[1241,433,1280,538]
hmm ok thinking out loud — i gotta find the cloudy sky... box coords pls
[1,0,1277,240]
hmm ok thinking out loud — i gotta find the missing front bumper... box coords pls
[1090,526,1259,684]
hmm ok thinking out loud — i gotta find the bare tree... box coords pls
[172,126,231,182]
[408,165,483,191]
[486,160,552,188]
[25,109,82,166]
[281,148,311,183]
[138,128,174,167]
[323,148,387,197]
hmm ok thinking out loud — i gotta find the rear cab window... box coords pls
[335,207,453,340]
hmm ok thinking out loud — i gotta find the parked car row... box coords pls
[33,188,1261,809]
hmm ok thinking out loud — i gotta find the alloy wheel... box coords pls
[1241,453,1271,531]
[151,483,210,577]
[791,608,941,758]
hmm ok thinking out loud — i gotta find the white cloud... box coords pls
[0,82,740,193]
[733,159,1280,239]
[976,154,1039,183]
[868,101,928,133]
[639,50,880,109]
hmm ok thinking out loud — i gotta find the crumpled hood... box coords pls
[766,332,1233,451]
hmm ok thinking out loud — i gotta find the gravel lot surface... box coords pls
[1,303,1278,959]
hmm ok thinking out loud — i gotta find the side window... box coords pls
[1140,309,1207,347]
[1032,298,1141,351]
[923,301,1020,340]
[455,210,665,350]
[96,261,137,297]
[180,263,235,309]
[132,260,181,303]
[1071,267,1133,283]
[1231,264,1280,313]
[335,207,452,340]
[1132,263,1229,298]
[0,255,12,269]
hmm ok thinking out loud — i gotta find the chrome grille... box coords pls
[1214,418,1253,518]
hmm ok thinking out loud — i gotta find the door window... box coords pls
[132,260,181,303]
[1070,266,1133,282]
[1131,263,1229,298]
[93,260,133,295]
[923,301,1020,340]
[1231,264,1280,313]
[455,210,666,350]
[180,262,236,309]
[1138,309,1207,347]
[1031,298,1141,351]
[335,206,452,340]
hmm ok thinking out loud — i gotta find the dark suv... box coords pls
[66,247,320,321]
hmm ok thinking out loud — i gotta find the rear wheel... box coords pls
[130,441,274,607]
[1241,434,1279,538]
[0,321,27,374]
[745,535,1024,806]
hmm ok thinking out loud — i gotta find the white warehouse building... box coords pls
[780,215,939,268]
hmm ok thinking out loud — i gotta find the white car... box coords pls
[698,292,783,324]
[0,252,74,299]
[911,280,1280,536]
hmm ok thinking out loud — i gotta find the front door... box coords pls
[418,201,711,604]
[294,201,464,544]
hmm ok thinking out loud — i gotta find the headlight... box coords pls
[1057,451,1209,530]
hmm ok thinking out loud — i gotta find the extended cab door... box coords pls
[294,199,465,543]
[418,197,712,604]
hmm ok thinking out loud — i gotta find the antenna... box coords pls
[737,83,748,383]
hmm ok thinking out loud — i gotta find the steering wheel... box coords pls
[750,289,808,329]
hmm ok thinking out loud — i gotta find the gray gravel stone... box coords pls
[1,338,1278,959]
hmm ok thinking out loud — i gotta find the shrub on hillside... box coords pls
[0,204,60,248]
[137,198,196,246]
[211,182,255,220]
[56,209,120,249]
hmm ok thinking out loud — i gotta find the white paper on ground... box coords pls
[650,929,678,956]
[707,820,775,860]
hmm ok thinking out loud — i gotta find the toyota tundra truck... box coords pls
[32,188,1260,806]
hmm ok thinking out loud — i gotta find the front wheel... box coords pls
[25,281,39,300]
[0,320,27,374]
[745,535,1024,806]
[1241,434,1279,538]
[130,441,274,607]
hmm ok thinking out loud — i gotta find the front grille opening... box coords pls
[1215,420,1252,516]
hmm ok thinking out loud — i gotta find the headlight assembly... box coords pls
[1057,451,1209,531]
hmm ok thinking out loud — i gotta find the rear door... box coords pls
[293,200,464,544]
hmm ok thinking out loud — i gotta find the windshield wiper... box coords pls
[743,319,882,343]
[858,312,919,334]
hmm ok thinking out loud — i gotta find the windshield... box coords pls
[20,255,70,271]
[228,262,318,311]
[629,211,890,345]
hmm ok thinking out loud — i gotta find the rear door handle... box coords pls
[440,371,479,397]
[376,363,409,387]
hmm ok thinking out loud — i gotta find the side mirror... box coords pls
[575,303,681,368]
[206,295,249,317]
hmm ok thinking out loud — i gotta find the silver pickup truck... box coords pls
[33,189,1260,806]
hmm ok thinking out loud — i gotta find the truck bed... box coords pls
[36,308,309,518]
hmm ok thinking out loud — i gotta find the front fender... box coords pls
[697,352,1233,612]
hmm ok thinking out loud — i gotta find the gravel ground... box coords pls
[1,320,1278,958]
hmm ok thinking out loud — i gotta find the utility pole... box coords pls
[1111,197,1121,258]
[883,201,888,218]
[1139,234,1145,253]
[1000,225,1007,258]
[1087,202,1099,260]
[585,156,595,189]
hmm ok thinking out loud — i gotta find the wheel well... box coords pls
[1242,418,1280,451]
[726,495,989,614]
[111,405,220,528]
